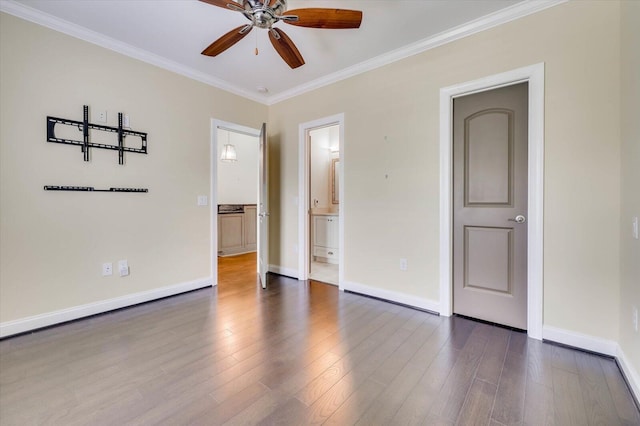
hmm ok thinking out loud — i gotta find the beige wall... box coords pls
[268,1,622,341]
[0,13,267,322]
[619,0,640,382]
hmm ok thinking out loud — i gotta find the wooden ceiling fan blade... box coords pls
[202,25,253,56]
[284,8,362,29]
[199,0,244,13]
[268,28,305,69]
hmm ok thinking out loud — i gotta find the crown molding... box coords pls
[1,0,567,106]
[0,0,270,104]
[266,0,567,105]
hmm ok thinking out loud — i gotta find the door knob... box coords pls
[508,215,526,224]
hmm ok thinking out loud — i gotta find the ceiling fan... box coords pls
[199,0,363,69]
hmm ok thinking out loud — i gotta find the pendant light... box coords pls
[220,131,237,162]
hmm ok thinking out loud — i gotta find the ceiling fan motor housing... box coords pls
[243,0,287,28]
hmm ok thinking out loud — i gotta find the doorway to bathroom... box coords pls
[298,114,344,287]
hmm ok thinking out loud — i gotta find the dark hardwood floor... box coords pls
[1,253,638,425]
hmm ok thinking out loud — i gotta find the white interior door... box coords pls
[258,122,269,289]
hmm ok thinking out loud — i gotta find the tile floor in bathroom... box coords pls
[308,260,338,285]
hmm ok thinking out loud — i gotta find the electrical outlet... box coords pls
[633,306,638,333]
[400,258,408,271]
[102,263,112,276]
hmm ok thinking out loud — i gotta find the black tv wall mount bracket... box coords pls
[46,105,147,165]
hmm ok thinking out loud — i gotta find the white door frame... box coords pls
[210,119,261,285]
[439,63,544,340]
[298,113,345,289]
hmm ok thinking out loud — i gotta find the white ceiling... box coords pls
[2,0,561,104]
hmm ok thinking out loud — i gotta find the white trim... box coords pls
[210,120,218,286]
[342,280,440,314]
[543,325,618,357]
[0,0,567,106]
[439,63,545,340]
[210,119,261,285]
[0,277,212,338]
[268,264,298,279]
[298,114,345,289]
[617,345,640,404]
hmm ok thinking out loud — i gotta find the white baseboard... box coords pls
[542,325,618,356]
[268,264,298,279]
[342,280,440,313]
[0,277,213,338]
[617,345,640,404]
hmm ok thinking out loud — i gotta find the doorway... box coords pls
[308,125,340,285]
[298,114,345,288]
[211,120,261,287]
[452,82,528,330]
[439,64,545,339]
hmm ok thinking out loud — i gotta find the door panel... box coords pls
[465,110,513,206]
[453,83,528,330]
[258,123,268,289]
[464,226,512,294]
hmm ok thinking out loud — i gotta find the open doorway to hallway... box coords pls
[213,122,260,288]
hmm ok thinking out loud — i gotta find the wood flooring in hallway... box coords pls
[1,255,638,425]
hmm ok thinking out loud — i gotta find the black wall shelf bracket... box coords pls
[47,105,147,165]
[44,186,148,193]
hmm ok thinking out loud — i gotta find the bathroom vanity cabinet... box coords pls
[313,214,339,264]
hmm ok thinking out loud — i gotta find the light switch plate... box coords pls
[118,260,129,277]
[197,195,208,206]
[633,217,638,240]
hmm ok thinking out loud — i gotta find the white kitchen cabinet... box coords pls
[313,215,339,264]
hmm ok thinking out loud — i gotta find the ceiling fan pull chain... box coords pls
[255,29,258,55]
